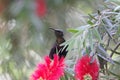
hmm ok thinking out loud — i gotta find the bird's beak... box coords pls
[49,27,55,31]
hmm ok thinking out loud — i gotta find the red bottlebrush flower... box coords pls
[35,0,47,17]
[30,54,65,80]
[75,55,99,80]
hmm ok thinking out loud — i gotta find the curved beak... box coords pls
[49,28,55,31]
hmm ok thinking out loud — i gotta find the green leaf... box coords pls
[88,14,97,20]
[92,27,101,42]
[77,25,90,31]
[88,29,94,51]
[103,17,114,28]
[67,39,75,51]
[67,28,79,33]
[114,6,120,11]
[96,44,114,64]
[87,20,94,25]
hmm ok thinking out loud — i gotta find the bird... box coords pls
[49,28,68,59]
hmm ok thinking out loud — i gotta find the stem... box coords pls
[110,42,120,57]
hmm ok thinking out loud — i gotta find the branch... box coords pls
[110,42,120,57]
[108,48,120,55]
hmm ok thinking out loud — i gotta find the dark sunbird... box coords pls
[49,28,68,59]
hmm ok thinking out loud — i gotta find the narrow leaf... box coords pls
[88,29,94,51]
[88,14,97,20]
[92,27,101,42]
[87,20,94,25]
[96,45,114,64]
[67,28,79,33]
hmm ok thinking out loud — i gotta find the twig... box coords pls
[110,42,120,57]
[108,48,120,55]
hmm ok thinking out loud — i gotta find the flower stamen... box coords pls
[39,77,43,80]
[83,74,92,80]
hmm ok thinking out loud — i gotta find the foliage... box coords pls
[61,1,120,80]
[0,0,120,80]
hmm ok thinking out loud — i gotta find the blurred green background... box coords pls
[0,0,119,80]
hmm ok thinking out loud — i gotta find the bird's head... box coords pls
[49,28,64,38]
